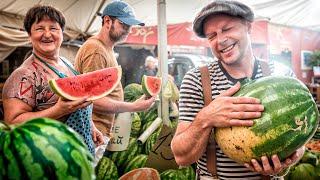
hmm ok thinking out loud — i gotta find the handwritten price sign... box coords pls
[145,125,178,172]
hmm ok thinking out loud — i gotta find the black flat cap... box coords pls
[193,0,254,38]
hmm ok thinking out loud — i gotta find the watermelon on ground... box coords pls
[144,130,161,154]
[49,66,121,101]
[131,113,141,137]
[160,169,185,180]
[124,83,143,102]
[141,75,162,97]
[179,166,196,180]
[301,150,318,166]
[289,163,317,180]
[0,118,94,180]
[140,106,158,125]
[215,76,319,164]
[123,154,148,174]
[95,157,118,180]
[105,137,142,173]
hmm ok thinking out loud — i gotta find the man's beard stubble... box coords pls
[109,24,129,43]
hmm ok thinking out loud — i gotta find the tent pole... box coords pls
[157,0,169,125]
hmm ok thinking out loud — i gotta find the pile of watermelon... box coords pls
[95,83,195,179]
[284,149,320,179]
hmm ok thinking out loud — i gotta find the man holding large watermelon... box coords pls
[74,1,155,142]
[171,0,306,179]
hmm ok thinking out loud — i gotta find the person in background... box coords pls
[2,5,104,155]
[74,1,155,141]
[171,0,304,179]
[140,55,158,78]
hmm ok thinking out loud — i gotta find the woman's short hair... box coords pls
[24,5,66,34]
[145,56,156,66]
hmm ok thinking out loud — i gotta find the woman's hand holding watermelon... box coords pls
[244,146,305,176]
[199,82,264,128]
[53,97,92,117]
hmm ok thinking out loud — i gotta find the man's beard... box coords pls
[109,25,129,43]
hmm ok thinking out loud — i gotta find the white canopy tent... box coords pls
[1,0,319,34]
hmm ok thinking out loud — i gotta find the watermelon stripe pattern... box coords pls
[95,157,118,180]
[123,154,148,174]
[106,138,142,173]
[145,130,161,154]
[124,83,143,102]
[215,76,319,163]
[131,113,141,137]
[160,169,184,180]
[0,118,94,180]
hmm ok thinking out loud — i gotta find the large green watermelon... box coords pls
[215,76,319,164]
[131,113,142,137]
[289,163,317,180]
[160,169,185,180]
[105,137,142,172]
[124,83,143,102]
[141,75,162,97]
[144,130,161,154]
[49,66,121,101]
[0,118,94,180]
[95,157,118,180]
[179,166,196,180]
[123,154,148,174]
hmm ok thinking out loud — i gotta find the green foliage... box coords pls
[308,51,320,67]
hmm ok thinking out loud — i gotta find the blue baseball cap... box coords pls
[101,1,145,26]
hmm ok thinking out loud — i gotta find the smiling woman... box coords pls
[1,5,104,155]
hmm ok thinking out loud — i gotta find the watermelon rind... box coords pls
[95,157,118,180]
[124,83,143,102]
[49,66,122,101]
[160,169,185,180]
[141,75,162,97]
[123,154,148,174]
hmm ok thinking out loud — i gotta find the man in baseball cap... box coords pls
[171,0,303,179]
[74,0,155,149]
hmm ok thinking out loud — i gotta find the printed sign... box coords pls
[107,112,132,151]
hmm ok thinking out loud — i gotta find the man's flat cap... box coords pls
[193,0,254,38]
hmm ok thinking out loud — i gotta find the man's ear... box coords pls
[103,16,112,27]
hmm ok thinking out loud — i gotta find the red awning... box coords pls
[125,21,269,47]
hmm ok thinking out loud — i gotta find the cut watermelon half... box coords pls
[49,66,121,101]
[141,75,162,97]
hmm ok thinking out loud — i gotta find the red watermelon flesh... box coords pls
[49,66,121,101]
[142,75,162,97]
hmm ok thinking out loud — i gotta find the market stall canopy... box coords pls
[125,21,268,46]
[1,0,319,37]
